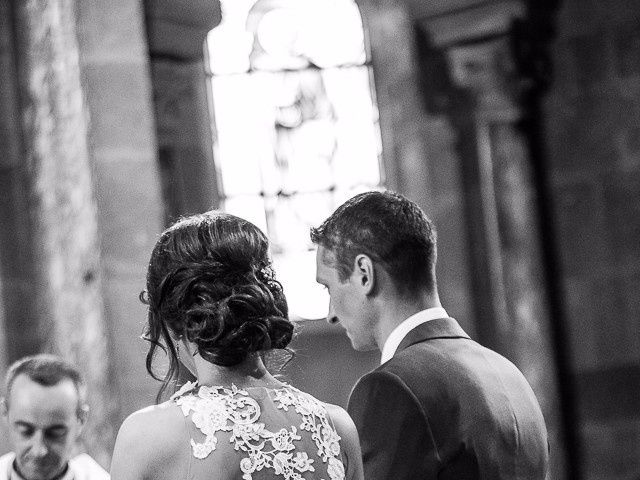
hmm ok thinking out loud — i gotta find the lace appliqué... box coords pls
[172,382,345,480]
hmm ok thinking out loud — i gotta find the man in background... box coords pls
[0,354,109,480]
[312,190,549,479]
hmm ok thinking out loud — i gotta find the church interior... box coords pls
[1,0,639,479]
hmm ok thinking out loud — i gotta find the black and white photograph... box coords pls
[0,0,638,479]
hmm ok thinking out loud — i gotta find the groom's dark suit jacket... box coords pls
[347,317,549,480]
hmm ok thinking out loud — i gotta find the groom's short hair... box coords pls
[311,190,437,295]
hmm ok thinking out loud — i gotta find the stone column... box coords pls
[75,0,166,428]
[0,0,46,364]
[355,0,433,208]
[418,2,570,479]
[353,0,479,333]
[144,0,223,220]
[151,59,219,221]
[9,0,116,465]
[0,0,31,452]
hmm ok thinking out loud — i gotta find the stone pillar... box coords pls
[7,0,116,465]
[144,0,222,220]
[0,0,30,454]
[0,0,47,364]
[353,0,478,333]
[418,2,570,479]
[355,0,431,206]
[152,59,219,221]
[75,0,166,432]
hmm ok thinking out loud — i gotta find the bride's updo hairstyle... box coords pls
[141,211,293,397]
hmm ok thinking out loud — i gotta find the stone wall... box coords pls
[0,0,25,454]
[355,0,477,335]
[0,0,164,465]
[75,0,165,444]
[286,321,379,408]
[543,0,640,478]
[0,0,121,464]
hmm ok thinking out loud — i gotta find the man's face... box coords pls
[3,374,83,480]
[315,246,377,351]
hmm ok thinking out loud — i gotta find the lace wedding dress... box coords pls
[171,382,347,480]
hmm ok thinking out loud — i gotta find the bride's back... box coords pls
[179,382,345,480]
[110,212,362,480]
[114,381,350,480]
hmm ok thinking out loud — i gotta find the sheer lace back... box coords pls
[171,382,346,480]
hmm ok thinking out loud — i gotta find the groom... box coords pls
[312,190,549,479]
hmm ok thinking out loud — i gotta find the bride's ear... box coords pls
[354,254,375,295]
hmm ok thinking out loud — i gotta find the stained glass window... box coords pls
[207,0,383,320]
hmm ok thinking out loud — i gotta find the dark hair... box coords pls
[4,354,86,416]
[310,190,437,294]
[142,211,293,398]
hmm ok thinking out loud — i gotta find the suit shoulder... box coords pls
[383,336,508,383]
[353,367,409,389]
[375,349,444,385]
[350,369,422,410]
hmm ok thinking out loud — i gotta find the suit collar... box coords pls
[395,317,470,354]
[380,307,449,364]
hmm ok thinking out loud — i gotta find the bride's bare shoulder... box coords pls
[324,402,364,480]
[111,400,188,480]
[126,400,184,432]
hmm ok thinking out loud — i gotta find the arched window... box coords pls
[206,0,383,320]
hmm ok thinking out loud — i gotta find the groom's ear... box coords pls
[354,254,375,295]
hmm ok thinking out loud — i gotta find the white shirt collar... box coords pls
[8,457,74,480]
[380,307,448,364]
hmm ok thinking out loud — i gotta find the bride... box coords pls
[110,211,363,480]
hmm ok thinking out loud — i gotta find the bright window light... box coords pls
[207,0,383,320]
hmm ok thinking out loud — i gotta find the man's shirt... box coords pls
[0,453,109,480]
[380,306,448,364]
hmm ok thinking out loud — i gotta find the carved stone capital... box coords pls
[415,0,559,114]
[419,0,525,48]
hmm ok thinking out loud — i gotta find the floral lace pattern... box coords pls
[172,382,345,480]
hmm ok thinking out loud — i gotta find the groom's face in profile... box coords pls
[316,246,376,351]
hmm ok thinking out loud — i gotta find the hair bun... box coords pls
[144,211,295,398]
[263,315,294,349]
[177,274,292,366]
